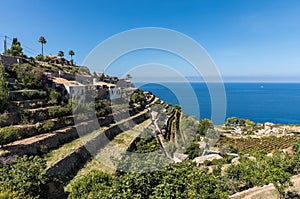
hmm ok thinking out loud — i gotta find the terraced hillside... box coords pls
[165,106,182,146]
[0,59,155,197]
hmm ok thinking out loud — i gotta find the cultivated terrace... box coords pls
[0,53,300,198]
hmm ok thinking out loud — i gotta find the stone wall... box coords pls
[46,111,149,176]
[9,99,47,110]
[0,112,19,127]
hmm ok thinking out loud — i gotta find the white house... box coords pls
[93,78,121,100]
[53,77,86,102]
[192,154,223,166]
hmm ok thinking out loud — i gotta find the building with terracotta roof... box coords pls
[53,77,87,102]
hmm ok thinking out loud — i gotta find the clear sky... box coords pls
[1,0,300,81]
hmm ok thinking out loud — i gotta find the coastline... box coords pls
[136,82,300,124]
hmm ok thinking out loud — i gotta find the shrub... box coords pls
[19,110,33,124]
[0,63,9,113]
[48,106,71,118]
[68,170,112,199]
[0,111,9,123]
[11,90,47,101]
[48,90,62,105]
[35,54,44,61]
[0,155,48,198]
[21,90,47,100]
[12,63,44,89]
[203,160,212,166]
[0,126,18,147]
[39,121,55,132]
[130,90,146,105]
[37,111,47,120]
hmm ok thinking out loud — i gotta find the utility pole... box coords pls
[3,36,7,55]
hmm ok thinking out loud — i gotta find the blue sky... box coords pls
[1,0,300,81]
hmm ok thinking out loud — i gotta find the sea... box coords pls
[134,82,300,125]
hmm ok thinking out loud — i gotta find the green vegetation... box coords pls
[58,50,64,58]
[48,106,72,118]
[10,89,47,100]
[39,121,55,132]
[133,128,160,153]
[0,126,18,147]
[0,111,9,123]
[2,41,300,199]
[48,90,62,105]
[197,118,213,136]
[184,118,220,159]
[7,38,24,57]
[11,63,44,88]
[38,36,47,57]
[130,89,146,106]
[0,62,9,113]
[219,135,298,154]
[68,170,112,199]
[68,50,75,63]
[69,145,300,199]
[293,137,300,152]
[0,156,48,198]
[224,117,256,134]
[95,99,111,117]
[68,161,228,198]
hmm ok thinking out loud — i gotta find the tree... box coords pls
[12,63,43,88]
[68,50,75,61]
[38,36,47,57]
[0,156,49,198]
[0,63,9,113]
[57,50,64,58]
[7,38,23,57]
[197,119,213,135]
[126,74,132,80]
[130,90,146,105]
[174,104,182,111]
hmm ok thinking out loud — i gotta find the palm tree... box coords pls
[68,50,75,60]
[58,50,64,58]
[126,74,132,79]
[38,36,47,57]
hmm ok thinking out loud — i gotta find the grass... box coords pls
[45,110,149,168]
[44,127,108,168]
[79,119,150,171]
[64,119,151,192]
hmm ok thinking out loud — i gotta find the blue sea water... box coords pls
[135,82,300,124]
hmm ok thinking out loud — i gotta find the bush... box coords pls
[48,106,71,118]
[0,111,9,123]
[35,54,44,61]
[130,89,146,105]
[0,126,18,147]
[48,90,62,105]
[22,90,47,99]
[12,63,44,89]
[19,110,32,124]
[68,170,112,199]
[10,90,47,101]
[95,100,111,117]
[0,63,9,113]
[0,156,48,198]
[39,121,55,132]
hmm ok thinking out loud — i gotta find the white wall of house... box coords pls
[69,86,86,102]
[109,87,121,100]
[93,78,121,100]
